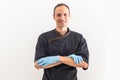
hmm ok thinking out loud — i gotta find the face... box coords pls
[53,6,70,28]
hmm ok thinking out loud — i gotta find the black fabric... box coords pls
[34,28,89,80]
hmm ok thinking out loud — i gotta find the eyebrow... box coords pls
[56,13,67,15]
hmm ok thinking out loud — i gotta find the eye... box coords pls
[64,13,67,16]
[57,14,61,17]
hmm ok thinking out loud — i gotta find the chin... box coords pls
[60,26,67,28]
[60,24,67,27]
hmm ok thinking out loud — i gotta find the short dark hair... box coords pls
[53,3,70,15]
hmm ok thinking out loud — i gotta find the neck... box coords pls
[56,27,68,35]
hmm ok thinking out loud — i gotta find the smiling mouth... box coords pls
[59,22,66,25]
[59,21,66,23]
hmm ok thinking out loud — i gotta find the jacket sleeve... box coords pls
[76,35,89,70]
[34,34,47,62]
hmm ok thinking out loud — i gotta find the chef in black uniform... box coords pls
[34,3,89,80]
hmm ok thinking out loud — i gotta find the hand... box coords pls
[37,56,60,67]
[68,54,83,64]
[34,61,42,69]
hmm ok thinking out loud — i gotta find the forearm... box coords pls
[41,62,62,69]
[35,56,88,69]
[60,56,88,68]
[34,61,62,69]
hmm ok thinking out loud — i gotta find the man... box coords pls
[34,3,89,80]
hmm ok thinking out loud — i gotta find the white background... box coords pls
[0,0,120,80]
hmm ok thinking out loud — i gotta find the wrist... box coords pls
[59,56,64,62]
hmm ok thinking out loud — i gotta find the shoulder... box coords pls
[69,30,87,42]
[38,29,55,39]
[70,30,83,38]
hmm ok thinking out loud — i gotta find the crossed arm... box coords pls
[34,56,88,69]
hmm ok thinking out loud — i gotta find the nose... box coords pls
[60,15,66,21]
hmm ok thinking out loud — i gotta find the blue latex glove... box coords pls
[68,54,83,64]
[37,56,60,67]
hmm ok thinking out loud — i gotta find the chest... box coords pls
[46,37,79,56]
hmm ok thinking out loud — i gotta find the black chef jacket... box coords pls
[34,28,89,80]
